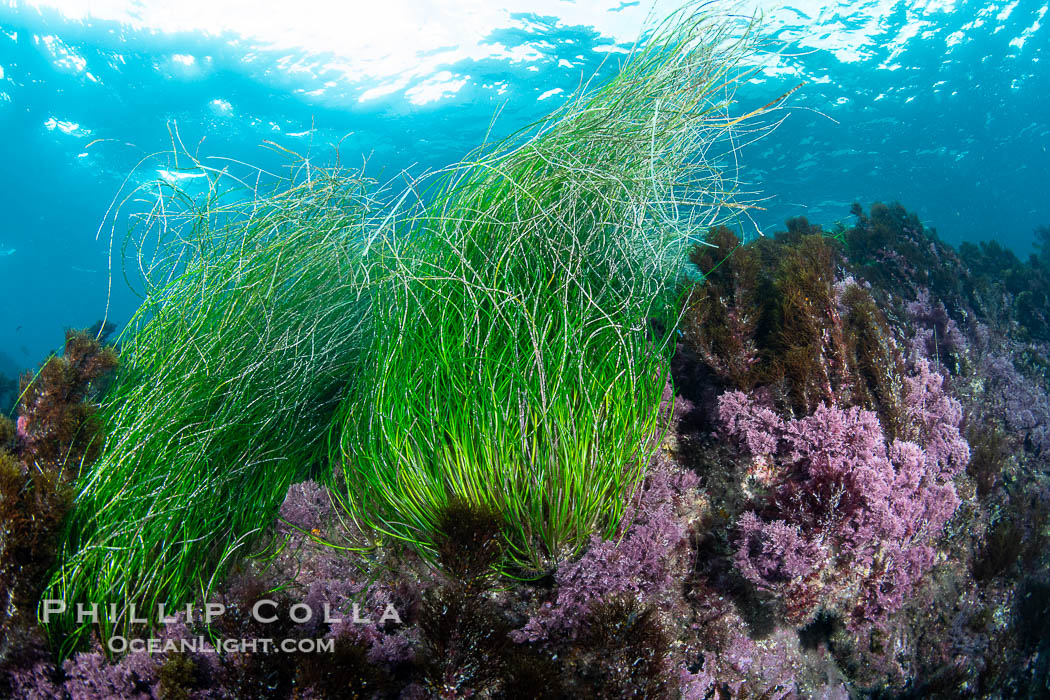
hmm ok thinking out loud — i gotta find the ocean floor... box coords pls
[2,202,1050,698]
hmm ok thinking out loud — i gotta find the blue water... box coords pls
[0,0,1047,379]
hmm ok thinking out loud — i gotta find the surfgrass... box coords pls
[330,7,770,573]
[43,158,382,648]
[41,3,780,650]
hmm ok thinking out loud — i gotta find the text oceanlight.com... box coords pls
[109,636,337,654]
[41,599,403,654]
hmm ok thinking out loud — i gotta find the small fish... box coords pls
[0,248,15,257]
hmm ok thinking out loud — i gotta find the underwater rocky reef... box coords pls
[2,8,1050,700]
[3,203,1049,699]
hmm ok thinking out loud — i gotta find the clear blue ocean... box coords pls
[0,0,1047,382]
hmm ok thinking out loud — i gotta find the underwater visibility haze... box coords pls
[0,0,1049,698]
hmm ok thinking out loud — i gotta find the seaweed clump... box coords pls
[15,328,117,469]
[566,596,674,699]
[846,202,965,307]
[44,165,379,647]
[1,329,117,693]
[965,424,1008,499]
[418,499,564,698]
[959,236,1050,343]
[333,7,769,577]
[681,222,906,430]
